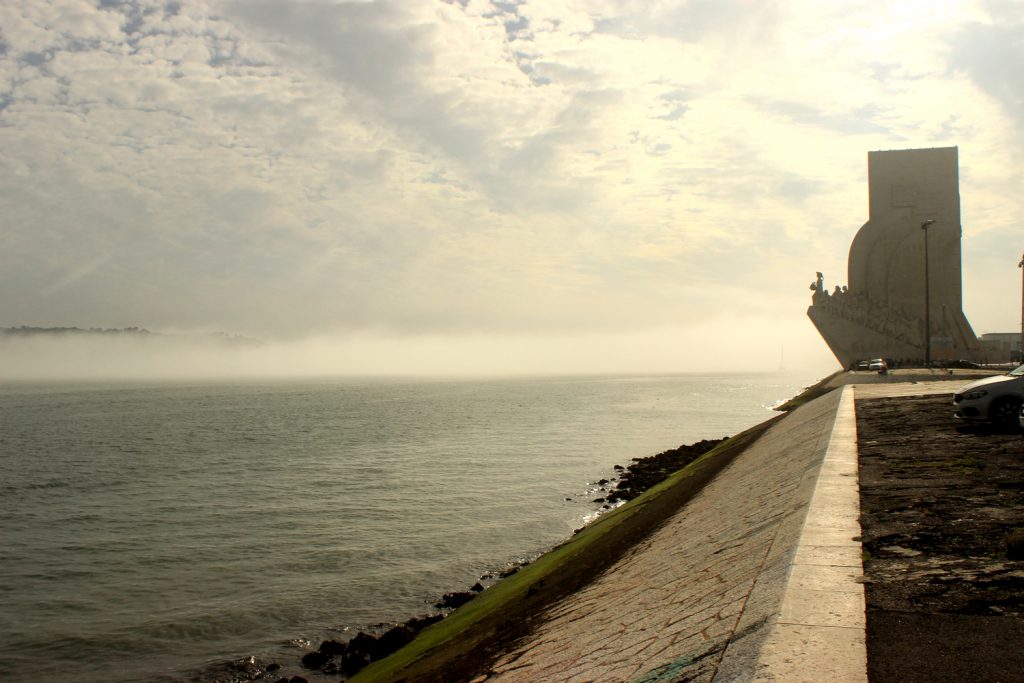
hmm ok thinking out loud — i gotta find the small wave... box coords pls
[1,479,72,494]
[1,372,825,682]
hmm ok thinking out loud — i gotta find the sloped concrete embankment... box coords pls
[356,388,862,682]
[481,388,861,681]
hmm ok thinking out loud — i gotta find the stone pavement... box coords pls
[478,387,857,682]
[853,378,967,399]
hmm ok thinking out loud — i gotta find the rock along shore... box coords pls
[348,390,830,682]
[350,369,1017,682]
[205,402,747,682]
[224,369,1017,682]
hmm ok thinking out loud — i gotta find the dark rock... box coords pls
[592,497,605,503]
[348,631,382,660]
[318,639,347,656]
[341,651,370,676]
[404,613,444,632]
[377,625,415,656]
[608,438,726,502]
[289,677,308,683]
[300,650,332,670]
[470,582,484,592]
[613,464,624,470]
[266,662,280,672]
[598,478,609,485]
[435,591,475,610]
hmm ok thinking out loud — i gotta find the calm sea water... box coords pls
[0,372,821,682]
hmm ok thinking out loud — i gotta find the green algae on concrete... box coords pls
[350,415,785,683]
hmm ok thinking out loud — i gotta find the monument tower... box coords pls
[808,147,980,367]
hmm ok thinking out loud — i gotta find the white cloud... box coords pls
[0,0,1022,374]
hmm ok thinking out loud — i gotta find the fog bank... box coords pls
[0,317,838,381]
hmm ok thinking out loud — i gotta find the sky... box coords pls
[1,0,1022,377]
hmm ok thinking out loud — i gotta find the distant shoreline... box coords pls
[1,325,260,345]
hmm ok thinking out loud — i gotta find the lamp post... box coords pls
[1019,251,1024,362]
[921,219,936,366]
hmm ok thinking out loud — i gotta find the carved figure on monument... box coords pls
[806,147,980,367]
[810,272,828,305]
[806,270,831,305]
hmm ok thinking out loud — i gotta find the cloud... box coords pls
[591,0,782,45]
[747,98,894,136]
[0,0,1022,370]
[948,13,1024,139]
[39,254,113,297]
[228,0,610,212]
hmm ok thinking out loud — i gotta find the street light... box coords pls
[921,219,936,366]
[1019,251,1023,362]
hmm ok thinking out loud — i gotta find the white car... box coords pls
[953,364,1024,425]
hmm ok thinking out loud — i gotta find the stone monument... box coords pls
[808,147,980,367]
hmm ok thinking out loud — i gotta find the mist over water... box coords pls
[0,372,821,682]
[0,322,839,380]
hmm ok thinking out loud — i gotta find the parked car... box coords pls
[953,364,1024,425]
[869,358,888,373]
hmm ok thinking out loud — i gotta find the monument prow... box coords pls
[809,147,980,368]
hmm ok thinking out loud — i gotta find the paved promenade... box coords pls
[852,378,966,399]
[478,388,857,682]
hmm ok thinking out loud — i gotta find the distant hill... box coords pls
[2,325,153,336]
[0,326,261,346]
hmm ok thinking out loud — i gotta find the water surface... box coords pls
[0,372,820,681]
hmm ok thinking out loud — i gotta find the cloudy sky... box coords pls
[1,0,1022,376]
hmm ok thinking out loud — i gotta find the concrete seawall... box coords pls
[357,371,1000,681]
[478,386,864,682]
[355,378,918,682]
